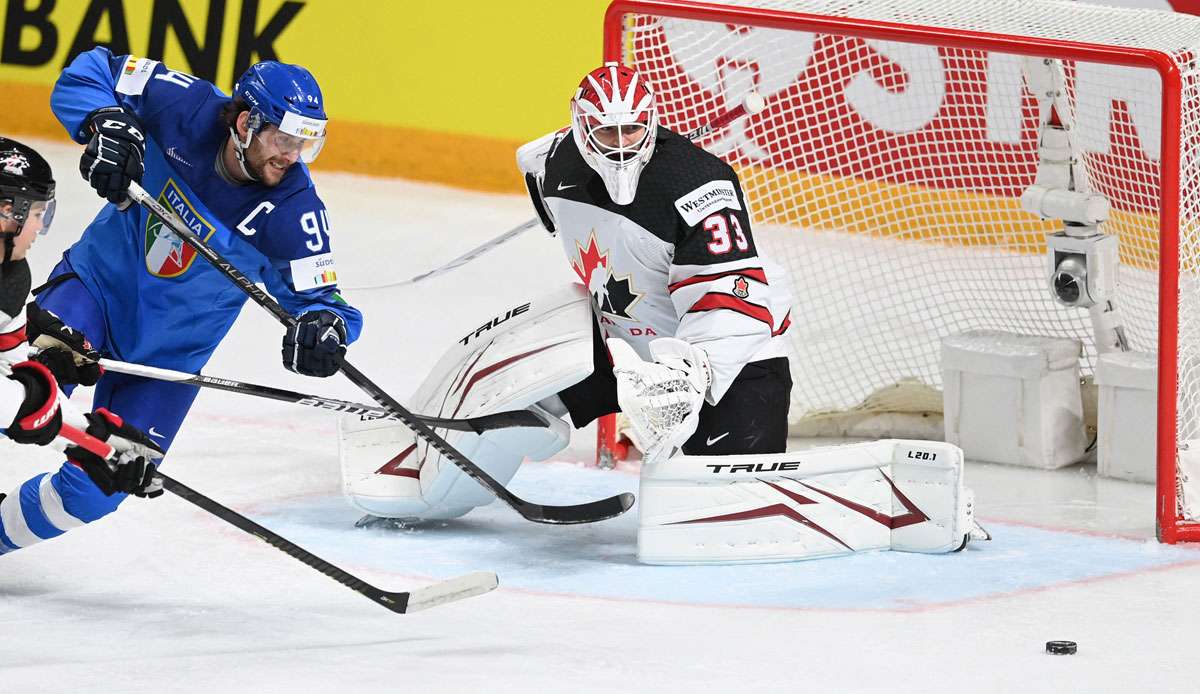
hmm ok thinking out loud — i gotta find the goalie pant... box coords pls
[0,278,187,554]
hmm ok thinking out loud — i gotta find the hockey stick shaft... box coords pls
[375,92,767,288]
[95,357,548,434]
[683,91,766,140]
[127,182,631,525]
[56,423,497,613]
[342,218,540,290]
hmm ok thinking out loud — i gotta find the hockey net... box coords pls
[600,0,1200,542]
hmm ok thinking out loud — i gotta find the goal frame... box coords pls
[596,0,1191,543]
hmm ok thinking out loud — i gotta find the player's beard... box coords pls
[244,140,293,187]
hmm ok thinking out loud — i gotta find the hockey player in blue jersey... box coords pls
[0,47,363,555]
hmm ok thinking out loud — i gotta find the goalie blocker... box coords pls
[638,439,988,564]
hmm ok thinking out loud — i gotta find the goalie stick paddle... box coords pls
[95,357,549,434]
[127,182,633,525]
[56,424,498,614]
[350,91,767,290]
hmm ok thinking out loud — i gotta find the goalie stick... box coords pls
[95,357,549,434]
[340,217,541,289]
[126,181,633,525]
[56,423,498,614]
[345,91,767,290]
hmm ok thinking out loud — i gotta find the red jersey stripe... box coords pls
[772,310,792,337]
[668,267,767,294]
[687,293,773,327]
[0,326,27,352]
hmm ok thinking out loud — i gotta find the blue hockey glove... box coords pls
[79,106,145,205]
[283,310,346,377]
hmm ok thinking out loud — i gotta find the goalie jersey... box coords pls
[541,127,792,402]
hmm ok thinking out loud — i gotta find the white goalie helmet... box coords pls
[570,62,658,205]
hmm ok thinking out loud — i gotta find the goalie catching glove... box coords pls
[608,337,711,462]
[65,408,163,498]
[283,310,346,377]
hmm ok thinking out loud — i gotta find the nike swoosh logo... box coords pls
[706,432,730,446]
[556,182,576,191]
[147,427,165,439]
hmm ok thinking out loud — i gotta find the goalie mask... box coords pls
[570,63,658,205]
[0,137,55,267]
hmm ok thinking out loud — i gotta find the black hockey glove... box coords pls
[282,310,347,378]
[79,106,145,205]
[27,302,103,386]
[4,360,62,446]
[65,408,163,498]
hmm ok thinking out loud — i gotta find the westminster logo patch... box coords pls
[144,179,216,278]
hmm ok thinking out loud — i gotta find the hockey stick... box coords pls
[342,218,541,290]
[127,181,632,525]
[56,423,498,613]
[348,92,767,290]
[95,357,549,434]
[685,91,766,139]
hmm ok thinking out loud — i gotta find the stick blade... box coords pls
[396,571,499,613]
[516,492,635,525]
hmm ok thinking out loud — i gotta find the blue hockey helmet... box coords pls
[232,61,327,164]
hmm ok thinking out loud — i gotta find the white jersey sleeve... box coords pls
[0,308,30,428]
[666,179,791,403]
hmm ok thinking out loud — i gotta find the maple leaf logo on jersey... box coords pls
[571,232,643,320]
[732,276,750,298]
[571,232,608,291]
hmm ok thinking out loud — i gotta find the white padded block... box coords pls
[942,330,1086,469]
[1095,351,1157,483]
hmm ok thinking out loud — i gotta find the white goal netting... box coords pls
[609,0,1200,535]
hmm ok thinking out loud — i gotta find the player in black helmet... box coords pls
[0,136,55,269]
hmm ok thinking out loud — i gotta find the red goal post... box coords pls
[593,0,1200,543]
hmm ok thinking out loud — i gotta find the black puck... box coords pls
[1045,640,1077,655]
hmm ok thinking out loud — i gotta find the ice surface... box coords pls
[2,139,1198,693]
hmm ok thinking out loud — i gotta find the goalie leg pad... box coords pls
[416,403,572,514]
[340,285,592,520]
[636,440,978,564]
[340,404,572,520]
